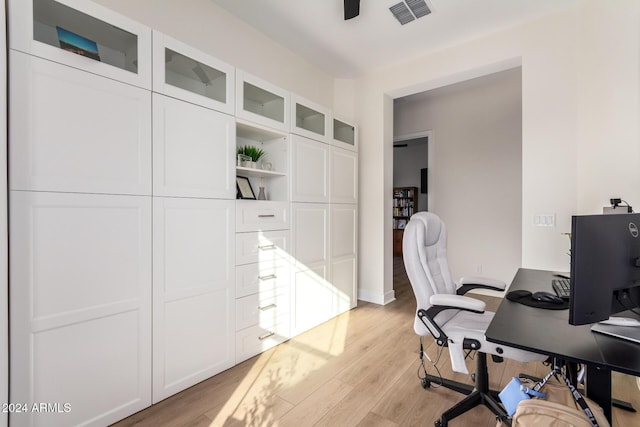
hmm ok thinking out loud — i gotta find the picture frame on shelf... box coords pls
[236,176,256,199]
[56,26,101,61]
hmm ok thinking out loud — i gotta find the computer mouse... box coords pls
[532,291,564,304]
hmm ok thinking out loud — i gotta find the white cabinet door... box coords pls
[236,70,289,132]
[291,203,332,334]
[152,197,235,402]
[331,146,358,204]
[290,135,330,203]
[9,51,152,195]
[10,191,152,427]
[9,0,152,89]
[291,94,331,143]
[153,31,234,115]
[331,204,358,314]
[153,94,235,199]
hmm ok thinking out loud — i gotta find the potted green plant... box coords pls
[237,145,265,168]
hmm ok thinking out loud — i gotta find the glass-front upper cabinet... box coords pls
[332,117,358,152]
[236,70,290,133]
[291,95,331,143]
[9,0,152,89]
[153,31,234,115]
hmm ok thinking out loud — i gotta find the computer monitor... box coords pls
[569,213,640,325]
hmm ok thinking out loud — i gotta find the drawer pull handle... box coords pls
[258,214,275,218]
[259,303,277,311]
[258,244,276,251]
[258,331,275,340]
[258,274,277,281]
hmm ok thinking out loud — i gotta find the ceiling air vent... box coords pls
[390,0,432,25]
[406,0,431,19]
[389,2,415,25]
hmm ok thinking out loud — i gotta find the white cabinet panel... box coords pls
[235,230,289,266]
[236,290,290,331]
[236,261,290,299]
[236,321,289,364]
[153,31,234,114]
[153,94,235,199]
[10,191,152,427]
[291,135,330,203]
[291,203,329,269]
[331,146,358,204]
[236,200,289,232]
[9,0,152,89]
[10,51,152,195]
[153,197,235,402]
[331,204,357,314]
[291,265,332,335]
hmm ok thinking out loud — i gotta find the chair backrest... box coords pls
[402,212,458,336]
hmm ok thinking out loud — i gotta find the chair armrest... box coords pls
[430,294,486,313]
[417,295,486,347]
[457,276,506,295]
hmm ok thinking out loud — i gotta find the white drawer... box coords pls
[236,200,289,232]
[236,290,290,331]
[236,321,290,363]
[236,230,290,266]
[236,261,290,298]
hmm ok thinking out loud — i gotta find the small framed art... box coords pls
[236,176,256,199]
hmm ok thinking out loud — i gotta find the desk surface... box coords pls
[485,268,640,377]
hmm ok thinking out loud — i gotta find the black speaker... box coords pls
[421,168,428,194]
[344,0,360,20]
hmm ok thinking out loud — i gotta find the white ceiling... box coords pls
[210,0,583,78]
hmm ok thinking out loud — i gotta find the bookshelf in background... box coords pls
[393,187,418,256]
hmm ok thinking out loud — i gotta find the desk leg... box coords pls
[586,365,612,424]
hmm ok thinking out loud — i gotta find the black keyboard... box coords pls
[552,278,571,299]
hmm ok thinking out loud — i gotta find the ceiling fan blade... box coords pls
[344,0,360,20]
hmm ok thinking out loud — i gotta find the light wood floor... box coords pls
[113,258,640,426]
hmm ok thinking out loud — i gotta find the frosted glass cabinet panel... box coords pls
[9,51,152,195]
[153,31,234,115]
[9,0,152,89]
[236,70,289,132]
[153,94,235,199]
[9,191,152,427]
[332,117,358,151]
[291,95,331,143]
[153,197,235,402]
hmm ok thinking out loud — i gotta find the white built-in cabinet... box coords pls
[7,0,358,425]
[152,197,235,402]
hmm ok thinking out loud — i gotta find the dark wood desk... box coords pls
[486,268,640,423]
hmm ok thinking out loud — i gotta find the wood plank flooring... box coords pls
[113,258,640,426]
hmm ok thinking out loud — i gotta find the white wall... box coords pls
[356,0,640,304]
[94,0,336,108]
[394,69,522,287]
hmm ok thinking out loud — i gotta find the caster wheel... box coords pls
[434,420,443,427]
[471,373,476,383]
[421,377,431,389]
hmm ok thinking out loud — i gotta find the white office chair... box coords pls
[403,212,547,426]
